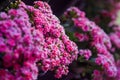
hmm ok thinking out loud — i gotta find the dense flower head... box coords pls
[93,60,120,80]
[79,49,92,60]
[109,27,120,49]
[0,6,38,80]
[0,1,78,80]
[63,7,117,78]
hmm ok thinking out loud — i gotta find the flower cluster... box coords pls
[92,2,120,80]
[79,49,92,60]
[62,7,117,78]
[0,6,38,80]
[30,1,78,78]
[0,1,78,80]
[109,27,120,49]
[93,60,120,80]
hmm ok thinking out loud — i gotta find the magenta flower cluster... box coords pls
[79,49,92,60]
[0,1,78,80]
[93,60,120,80]
[64,7,117,78]
[109,27,120,49]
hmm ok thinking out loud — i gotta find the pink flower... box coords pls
[64,7,117,78]
[0,12,9,19]
[8,9,17,16]
[74,32,89,42]
[0,1,78,79]
[79,49,92,60]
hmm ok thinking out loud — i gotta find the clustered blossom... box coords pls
[92,2,120,80]
[79,49,92,60]
[63,7,117,78]
[93,60,120,80]
[0,1,78,80]
[93,70,104,80]
[109,27,120,49]
[0,7,38,80]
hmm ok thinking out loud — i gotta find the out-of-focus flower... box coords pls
[62,7,117,78]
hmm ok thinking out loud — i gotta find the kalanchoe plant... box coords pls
[61,7,118,80]
[0,1,78,80]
